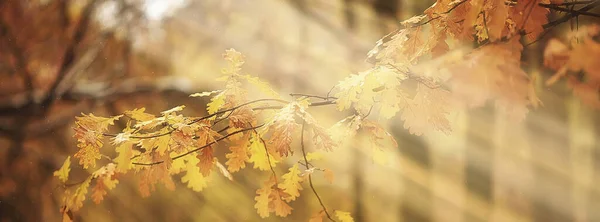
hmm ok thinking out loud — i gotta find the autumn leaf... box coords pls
[73,114,121,169]
[239,74,281,99]
[254,176,293,218]
[189,90,222,97]
[254,181,272,218]
[181,155,209,192]
[329,115,362,147]
[91,164,119,204]
[161,105,185,116]
[138,154,175,196]
[334,72,367,111]
[309,210,326,222]
[400,85,452,135]
[169,157,187,174]
[511,0,549,41]
[54,156,71,183]
[278,164,303,202]
[124,108,155,122]
[544,26,600,108]
[138,135,171,156]
[64,178,92,212]
[207,92,226,114]
[222,48,245,75]
[298,109,336,151]
[248,135,278,171]
[265,103,298,157]
[228,107,256,129]
[226,133,251,172]
[335,210,354,222]
[197,147,215,176]
[114,141,133,173]
[272,192,293,217]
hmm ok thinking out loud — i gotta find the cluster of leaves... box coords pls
[55,49,365,221]
[55,0,600,221]
[545,24,600,108]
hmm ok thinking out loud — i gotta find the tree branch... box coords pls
[539,2,600,18]
[300,121,336,222]
[542,0,600,29]
[131,124,265,166]
[41,0,98,110]
[0,18,35,105]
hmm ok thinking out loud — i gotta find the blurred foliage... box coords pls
[1,0,600,222]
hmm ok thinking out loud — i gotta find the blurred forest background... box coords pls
[0,0,599,221]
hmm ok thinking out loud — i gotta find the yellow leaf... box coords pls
[334,72,367,111]
[65,177,92,211]
[181,155,209,192]
[240,75,281,99]
[306,152,323,161]
[254,176,293,218]
[138,135,171,156]
[329,115,362,147]
[254,183,272,218]
[207,92,226,114]
[190,90,222,97]
[161,105,185,116]
[90,165,118,204]
[248,136,277,171]
[323,168,334,184]
[222,48,245,75]
[73,114,121,169]
[124,108,155,122]
[114,142,133,173]
[278,164,303,201]
[335,211,354,222]
[169,157,186,174]
[54,156,71,183]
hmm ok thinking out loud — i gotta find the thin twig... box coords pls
[300,121,335,222]
[289,93,336,100]
[132,124,264,165]
[189,98,289,124]
[542,0,600,29]
[251,124,279,184]
[539,3,600,18]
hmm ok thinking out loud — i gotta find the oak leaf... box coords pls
[278,164,303,202]
[54,156,71,183]
[335,211,354,222]
[181,155,209,192]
